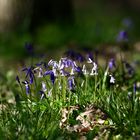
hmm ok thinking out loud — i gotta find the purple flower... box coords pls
[86,52,94,61]
[22,81,30,94]
[36,62,44,67]
[25,42,34,55]
[108,58,116,69]
[123,61,134,76]
[16,75,20,84]
[65,50,85,62]
[42,81,47,92]
[68,76,75,90]
[74,66,82,73]
[76,53,85,62]
[65,50,76,59]
[22,67,35,84]
[36,62,48,70]
[48,60,58,69]
[44,70,55,84]
[60,58,74,68]
[133,82,136,94]
[116,30,128,42]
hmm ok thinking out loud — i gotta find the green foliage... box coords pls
[1,55,140,139]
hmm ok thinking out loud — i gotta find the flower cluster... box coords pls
[16,52,117,100]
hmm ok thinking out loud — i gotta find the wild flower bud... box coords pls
[16,75,20,84]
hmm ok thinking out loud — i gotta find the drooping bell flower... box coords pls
[109,75,115,84]
[48,59,59,69]
[64,50,76,59]
[123,61,135,77]
[59,58,75,69]
[87,58,93,64]
[25,42,34,56]
[86,52,94,61]
[75,53,85,62]
[44,70,55,84]
[16,75,20,84]
[68,76,75,90]
[116,30,128,43]
[22,67,35,84]
[82,65,89,75]
[74,66,82,73]
[42,81,47,92]
[34,67,43,78]
[22,80,30,94]
[133,82,136,94]
[108,58,116,70]
[90,62,98,76]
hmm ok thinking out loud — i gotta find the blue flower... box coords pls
[65,50,85,62]
[48,60,58,69]
[74,66,82,73]
[22,67,35,84]
[16,75,20,84]
[68,76,75,90]
[76,53,85,62]
[25,42,34,55]
[44,70,55,84]
[86,52,94,61]
[108,58,115,69]
[116,30,128,42]
[59,58,76,69]
[133,82,136,94]
[123,61,134,76]
[22,81,30,94]
[65,50,76,59]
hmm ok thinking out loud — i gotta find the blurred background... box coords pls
[0,0,140,63]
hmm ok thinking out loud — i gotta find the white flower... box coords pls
[38,68,43,77]
[73,61,78,67]
[48,59,58,69]
[42,81,47,92]
[109,75,115,84]
[52,68,57,76]
[90,62,98,75]
[87,58,93,63]
[82,64,89,75]
[58,59,65,70]
[34,67,43,77]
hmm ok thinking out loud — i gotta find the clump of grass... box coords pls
[1,49,140,139]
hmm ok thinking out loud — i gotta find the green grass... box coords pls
[1,52,140,139]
